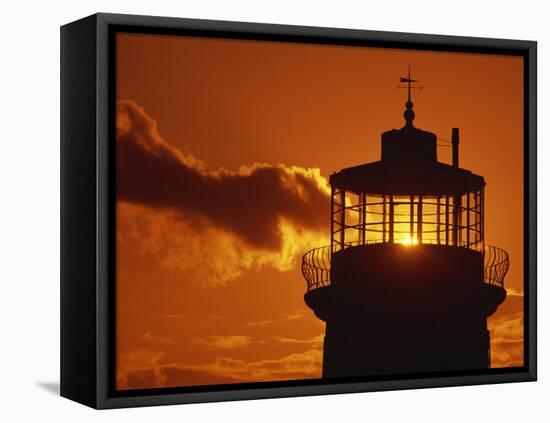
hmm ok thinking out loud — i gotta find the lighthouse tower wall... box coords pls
[305,243,506,377]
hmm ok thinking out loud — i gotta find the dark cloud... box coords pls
[116,100,330,249]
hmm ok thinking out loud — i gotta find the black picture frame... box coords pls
[60,12,537,409]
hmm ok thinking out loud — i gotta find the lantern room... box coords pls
[329,94,485,254]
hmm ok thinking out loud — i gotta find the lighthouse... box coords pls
[301,69,510,377]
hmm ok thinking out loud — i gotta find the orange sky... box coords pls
[115,32,524,390]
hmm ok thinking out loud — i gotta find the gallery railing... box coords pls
[483,245,510,287]
[301,242,509,292]
[301,243,332,291]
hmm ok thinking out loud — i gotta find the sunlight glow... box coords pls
[400,235,419,246]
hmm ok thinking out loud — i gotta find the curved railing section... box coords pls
[301,243,509,292]
[483,245,510,288]
[301,245,331,291]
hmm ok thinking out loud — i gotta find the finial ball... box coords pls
[404,109,415,124]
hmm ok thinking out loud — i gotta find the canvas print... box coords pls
[114,32,524,390]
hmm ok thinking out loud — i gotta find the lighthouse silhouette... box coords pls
[301,68,510,377]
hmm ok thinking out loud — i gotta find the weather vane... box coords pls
[397,65,423,103]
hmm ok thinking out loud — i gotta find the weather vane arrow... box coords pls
[397,65,423,103]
